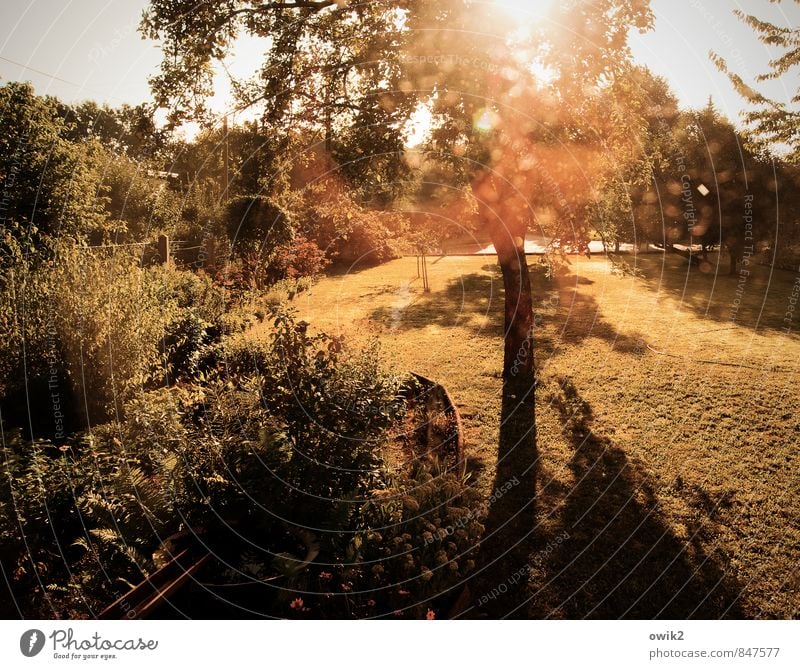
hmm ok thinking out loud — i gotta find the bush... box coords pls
[0,309,483,619]
[299,187,405,266]
[225,195,293,246]
[0,238,229,428]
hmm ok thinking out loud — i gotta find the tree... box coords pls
[711,4,800,160]
[0,82,108,246]
[665,101,778,274]
[589,67,682,251]
[60,101,168,162]
[141,0,654,377]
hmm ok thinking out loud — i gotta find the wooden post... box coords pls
[158,234,170,265]
[206,237,216,269]
[422,253,430,293]
[223,115,230,199]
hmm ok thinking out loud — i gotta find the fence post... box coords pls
[206,237,216,269]
[158,234,170,265]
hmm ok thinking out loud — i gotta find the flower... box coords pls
[290,598,303,610]
[398,589,410,596]
[426,609,436,620]
[318,571,332,581]
[367,599,376,607]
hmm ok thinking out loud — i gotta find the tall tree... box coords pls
[141,0,657,616]
[711,3,800,160]
[0,82,107,245]
[141,0,654,400]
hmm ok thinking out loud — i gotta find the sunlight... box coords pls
[494,0,556,25]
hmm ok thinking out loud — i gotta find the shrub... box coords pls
[272,235,329,280]
[0,310,483,619]
[225,195,293,246]
[0,237,229,428]
[299,187,405,266]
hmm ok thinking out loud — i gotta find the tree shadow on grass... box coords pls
[529,269,647,358]
[633,253,797,334]
[547,285,646,354]
[530,378,745,619]
[367,272,504,338]
[466,372,539,618]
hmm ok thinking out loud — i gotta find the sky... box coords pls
[1,0,799,135]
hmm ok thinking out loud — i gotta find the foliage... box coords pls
[0,82,108,243]
[340,462,483,618]
[711,5,800,160]
[0,309,483,619]
[59,100,168,162]
[299,185,406,265]
[96,151,184,241]
[272,235,330,280]
[225,194,293,246]
[0,236,228,427]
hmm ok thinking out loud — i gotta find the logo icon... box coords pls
[20,629,45,657]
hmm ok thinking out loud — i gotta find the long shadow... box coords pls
[467,372,539,618]
[366,263,648,354]
[634,253,799,333]
[530,379,744,619]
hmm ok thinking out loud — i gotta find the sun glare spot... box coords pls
[474,108,500,133]
[494,0,555,25]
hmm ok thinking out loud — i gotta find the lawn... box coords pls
[251,251,800,619]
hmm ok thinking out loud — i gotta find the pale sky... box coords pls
[1,0,798,133]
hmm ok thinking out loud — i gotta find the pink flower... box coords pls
[319,571,332,581]
[290,598,303,609]
[426,609,436,620]
[367,599,376,607]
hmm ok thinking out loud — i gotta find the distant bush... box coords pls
[225,195,293,246]
[0,238,228,428]
[299,187,405,266]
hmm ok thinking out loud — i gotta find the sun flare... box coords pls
[494,0,555,25]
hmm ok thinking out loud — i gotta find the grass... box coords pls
[250,251,800,619]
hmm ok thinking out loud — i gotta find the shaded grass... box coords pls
[250,253,800,618]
